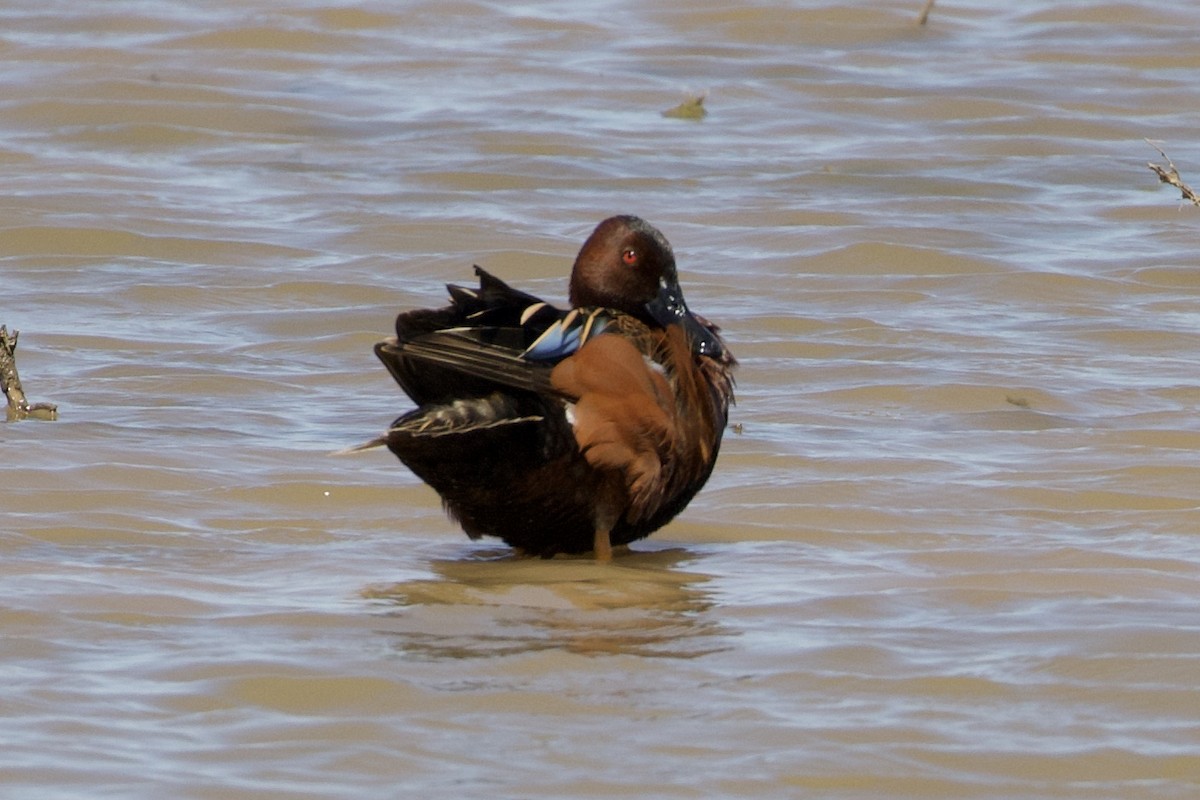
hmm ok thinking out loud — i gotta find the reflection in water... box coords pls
[364,547,729,660]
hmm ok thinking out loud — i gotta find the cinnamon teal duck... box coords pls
[364,215,736,559]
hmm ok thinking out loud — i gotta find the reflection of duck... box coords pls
[363,216,736,560]
[365,547,727,660]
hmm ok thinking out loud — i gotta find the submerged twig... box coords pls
[916,0,936,26]
[1,326,58,421]
[1146,140,1200,207]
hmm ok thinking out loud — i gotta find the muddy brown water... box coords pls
[3,2,1200,797]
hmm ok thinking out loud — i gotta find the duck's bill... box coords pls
[646,276,725,359]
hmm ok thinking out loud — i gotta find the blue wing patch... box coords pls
[522,308,612,361]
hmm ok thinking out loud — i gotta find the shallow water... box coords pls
[3,1,1200,797]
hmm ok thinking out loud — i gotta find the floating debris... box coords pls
[662,94,708,121]
[1,326,58,422]
[1147,140,1200,207]
[916,0,936,26]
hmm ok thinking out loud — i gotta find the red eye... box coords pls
[621,248,638,266]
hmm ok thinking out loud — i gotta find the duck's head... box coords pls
[569,215,724,358]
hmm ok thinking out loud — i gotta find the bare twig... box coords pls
[916,0,936,26]
[1,326,58,421]
[1147,139,1200,207]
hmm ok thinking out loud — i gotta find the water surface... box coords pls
[3,1,1200,797]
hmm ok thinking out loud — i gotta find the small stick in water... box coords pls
[1,326,58,422]
[916,0,936,26]
[1147,140,1200,207]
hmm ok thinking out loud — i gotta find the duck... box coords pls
[362,215,735,560]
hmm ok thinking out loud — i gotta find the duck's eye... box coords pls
[621,248,638,266]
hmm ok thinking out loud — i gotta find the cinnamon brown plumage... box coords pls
[367,215,735,558]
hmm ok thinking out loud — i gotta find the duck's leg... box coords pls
[592,527,613,562]
[591,503,617,562]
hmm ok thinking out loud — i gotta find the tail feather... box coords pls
[330,436,388,456]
